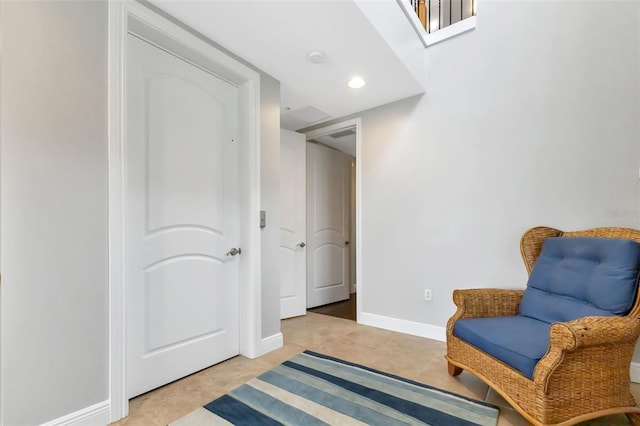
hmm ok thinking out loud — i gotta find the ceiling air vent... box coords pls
[329,128,356,139]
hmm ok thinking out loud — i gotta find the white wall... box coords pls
[0,2,282,424]
[313,0,640,335]
[0,1,109,424]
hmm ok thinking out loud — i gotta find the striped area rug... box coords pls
[171,350,499,426]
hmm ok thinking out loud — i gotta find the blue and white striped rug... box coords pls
[171,350,499,426]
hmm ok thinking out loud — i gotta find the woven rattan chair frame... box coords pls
[445,227,640,426]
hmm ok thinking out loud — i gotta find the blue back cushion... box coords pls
[519,237,640,324]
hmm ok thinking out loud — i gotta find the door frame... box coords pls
[108,2,262,420]
[304,118,362,321]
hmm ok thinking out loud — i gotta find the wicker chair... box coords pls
[446,226,640,426]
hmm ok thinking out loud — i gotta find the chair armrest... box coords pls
[534,316,640,392]
[549,316,640,350]
[446,289,524,335]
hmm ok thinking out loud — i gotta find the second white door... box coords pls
[126,34,240,398]
[306,143,351,308]
[279,130,307,319]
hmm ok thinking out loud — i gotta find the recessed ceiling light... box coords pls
[307,51,325,64]
[347,76,366,89]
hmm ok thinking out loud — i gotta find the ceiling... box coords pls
[150,0,426,130]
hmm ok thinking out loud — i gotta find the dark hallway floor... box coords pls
[307,293,356,320]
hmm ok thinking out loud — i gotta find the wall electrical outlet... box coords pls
[424,289,432,301]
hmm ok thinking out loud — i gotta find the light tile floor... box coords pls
[112,312,640,425]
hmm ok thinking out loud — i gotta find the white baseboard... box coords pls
[258,332,283,357]
[358,312,446,342]
[41,400,111,426]
[631,362,640,384]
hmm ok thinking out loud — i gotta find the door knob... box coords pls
[297,242,306,248]
[345,241,350,246]
[226,247,242,256]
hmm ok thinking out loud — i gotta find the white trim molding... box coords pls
[107,0,127,420]
[40,401,110,426]
[108,1,262,422]
[359,312,446,342]
[258,333,284,357]
[424,16,477,47]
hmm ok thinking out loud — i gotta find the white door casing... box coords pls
[303,119,362,324]
[126,34,240,398]
[279,131,306,319]
[306,143,351,309]
[349,158,357,293]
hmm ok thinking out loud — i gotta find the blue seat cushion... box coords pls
[519,237,640,324]
[454,316,550,379]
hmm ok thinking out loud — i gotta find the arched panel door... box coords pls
[126,34,240,398]
[306,142,351,308]
[280,131,307,318]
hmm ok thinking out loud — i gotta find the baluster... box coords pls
[418,0,427,30]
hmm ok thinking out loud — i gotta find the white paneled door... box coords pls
[126,34,240,398]
[279,131,307,319]
[306,143,351,308]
